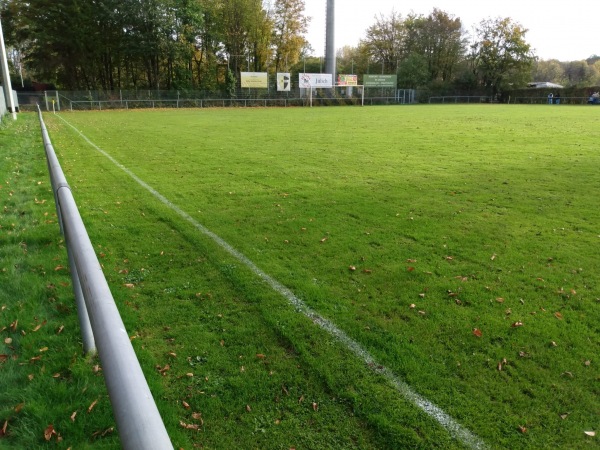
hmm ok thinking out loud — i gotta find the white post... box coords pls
[0,16,16,120]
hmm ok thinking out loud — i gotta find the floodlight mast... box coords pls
[325,0,335,81]
[0,15,17,120]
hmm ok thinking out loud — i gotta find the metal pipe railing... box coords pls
[36,106,173,450]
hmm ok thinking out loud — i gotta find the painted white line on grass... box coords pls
[57,114,487,450]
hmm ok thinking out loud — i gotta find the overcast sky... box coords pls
[303,0,599,62]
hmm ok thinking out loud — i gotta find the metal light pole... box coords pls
[0,15,17,120]
[325,0,336,80]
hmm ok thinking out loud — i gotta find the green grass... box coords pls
[4,105,600,449]
[0,114,120,448]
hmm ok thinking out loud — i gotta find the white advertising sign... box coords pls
[277,73,291,91]
[299,73,333,88]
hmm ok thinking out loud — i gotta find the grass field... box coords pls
[3,105,600,449]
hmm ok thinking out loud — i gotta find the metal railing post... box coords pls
[36,106,173,450]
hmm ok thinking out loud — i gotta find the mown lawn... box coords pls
[3,104,600,449]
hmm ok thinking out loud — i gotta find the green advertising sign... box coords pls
[363,74,397,87]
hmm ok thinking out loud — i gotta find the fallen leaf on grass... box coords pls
[10,320,17,332]
[584,431,596,437]
[87,399,98,413]
[39,347,48,352]
[348,265,356,271]
[560,413,569,420]
[70,411,77,422]
[182,401,190,409]
[312,402,318,411]
[28,374,34,381]
[56,325,64,334]
[245,405,251,412]
[14,403,24,413]
[92,427,114,437]
[554,312,563,320]
[518,425,527,433]
[44,424,56,441]
[123,283,135,289]
[256,354,266,359]
[511,321,524,327]
[4,338,12,344]
[1,420,7,437]
[179,421,200,430]
[473,328,483,338]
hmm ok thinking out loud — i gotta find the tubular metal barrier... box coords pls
[36,106,174,450]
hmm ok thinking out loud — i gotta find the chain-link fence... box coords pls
[17,87,418,111]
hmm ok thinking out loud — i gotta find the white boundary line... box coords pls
[56,114,487,450]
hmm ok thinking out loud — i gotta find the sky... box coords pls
[303,0,599,62]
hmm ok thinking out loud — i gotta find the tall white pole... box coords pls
[0,16,16,120]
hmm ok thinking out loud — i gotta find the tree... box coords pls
[531,59,566,85]
[361,11,404,74]
[271,0,309,72]
[471,17,535,95]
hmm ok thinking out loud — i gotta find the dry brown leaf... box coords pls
[28,374,34,381]
[39,347,48,352]
[52,373,61,378]
[123,283,135,289]
[348,265,356,271]
[179,421,200,430]
[56,325,64,334]
[14,403,24,413]
[87,399,98,413]
[312,402,318,411]
[554,312,563,320]
[518,425,527,434]
[560,413,569,420]
[182,401,190,410]
[584,431,596,437]
[1,420,7,437]
[256,354,266,359]
[511,321,524,327]
[473,328,483,338]
[70,411,77,422]
[44,424,55,441]
[298,395,304,404]
[32,324,42,332]
[362,269,372,274]
[4,338,12,344]
[10,320,17,332]
[245,405,251,412]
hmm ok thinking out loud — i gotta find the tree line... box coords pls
[1,1,598,94]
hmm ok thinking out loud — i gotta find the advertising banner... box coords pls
[277,73,291,91]
[241,72,268,88]
[299,73,333,88]
[337,74,358,86]
[363,74,397,88]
